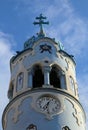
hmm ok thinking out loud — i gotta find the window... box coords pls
[69,76,75,93]
[33,65,44,88]
[50,66,61,88]
[16,72,24,91]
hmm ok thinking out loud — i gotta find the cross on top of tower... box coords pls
[33,14,49,36]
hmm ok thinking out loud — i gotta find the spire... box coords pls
[33,14,49,37]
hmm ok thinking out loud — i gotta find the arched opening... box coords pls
[33,65,44,88]
[50,66,61,88]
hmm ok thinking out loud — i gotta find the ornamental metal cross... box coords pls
[33,14,49,35]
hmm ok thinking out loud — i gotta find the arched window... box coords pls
[16,72,24,92]
[33,65,44,88]
[69,76,75,94]
[50,66,61,88]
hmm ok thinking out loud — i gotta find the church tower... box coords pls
[2,14,86,130]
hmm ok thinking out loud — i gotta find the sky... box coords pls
[0,0,88,129]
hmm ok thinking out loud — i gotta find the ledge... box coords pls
[2,88,86,128]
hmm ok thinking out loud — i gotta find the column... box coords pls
[59,70,66,89]
[43,66,51,85]
[28,69,33,88]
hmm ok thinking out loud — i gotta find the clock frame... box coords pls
[36,95,61,117]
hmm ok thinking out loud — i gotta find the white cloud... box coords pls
[0,32,15,130]
[41,0,88,56]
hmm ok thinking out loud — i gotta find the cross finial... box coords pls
[33,14,49,36]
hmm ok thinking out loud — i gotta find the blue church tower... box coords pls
[2,14,86,130]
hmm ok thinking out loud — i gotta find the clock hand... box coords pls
[43,101,50,110]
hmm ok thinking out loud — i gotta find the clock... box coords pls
[36,95,60,115]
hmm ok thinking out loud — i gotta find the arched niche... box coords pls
[16,72,24,92]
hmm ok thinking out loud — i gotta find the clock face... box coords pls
[36,95,60,114]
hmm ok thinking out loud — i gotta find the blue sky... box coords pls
[0,0,88,129]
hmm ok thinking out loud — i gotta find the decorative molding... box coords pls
[12,99,23,123]
[3,113,8,130]
[11,95,32,124]
[72,104,83,126]
[39,44,52,53]
[65,59,69,71]
[3,107,13,130]
[33,38,59,51]
[12,63,19,77]
[65,97,83,126]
